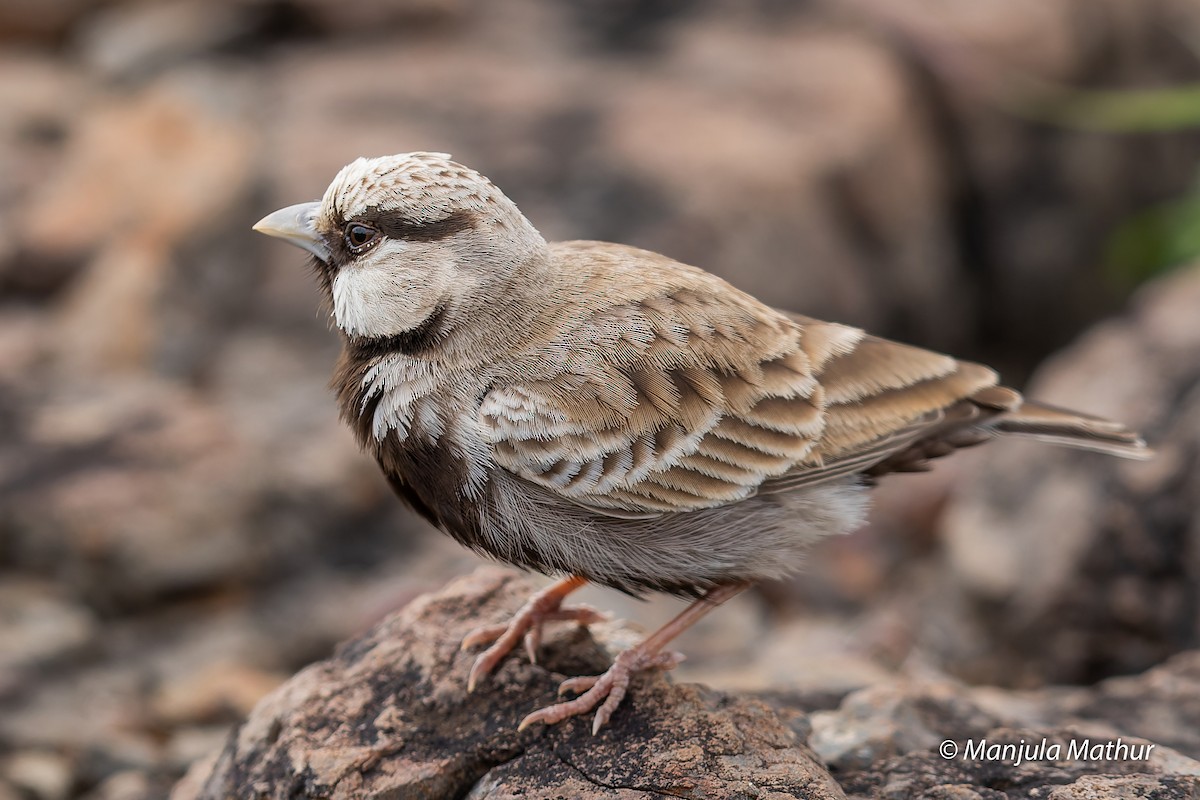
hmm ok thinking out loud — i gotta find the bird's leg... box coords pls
[518,582,748,735]
[463,575,605,691]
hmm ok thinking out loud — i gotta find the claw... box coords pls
[518,648,686,734]
[459,576,592,691]
[466,657,486,694]
[524,626,541,665]
[516,583,746,734]
[592,686,628,735]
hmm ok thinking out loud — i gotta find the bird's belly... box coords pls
[475,470,870,596]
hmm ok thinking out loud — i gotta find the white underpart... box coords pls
[455,412,495,501]
[362,356,438,442]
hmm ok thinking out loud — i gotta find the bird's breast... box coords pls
[357,354,495,504]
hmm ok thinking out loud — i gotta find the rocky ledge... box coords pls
[171,568,1200,799]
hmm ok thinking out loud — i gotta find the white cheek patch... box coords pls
[332,268,398,337]
[331,253,421,338]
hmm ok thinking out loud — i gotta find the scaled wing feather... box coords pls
[480,259,1005,516]
[480,245,1147,518]
[481,279,826,515]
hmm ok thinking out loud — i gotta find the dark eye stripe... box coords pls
[354,208,476,242]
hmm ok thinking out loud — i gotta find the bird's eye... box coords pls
[344,222,380,253]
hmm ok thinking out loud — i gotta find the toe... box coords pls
[460,624,507,651]
[557,675,600,696]
[518,680,610,731]
[646,650,686,671]
[543,605,609,626]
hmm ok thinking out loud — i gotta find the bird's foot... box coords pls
[462,577,605,692]
[518,646,685,735]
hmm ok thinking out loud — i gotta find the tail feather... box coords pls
[860,386,1151,479]
[991,398,1152,460]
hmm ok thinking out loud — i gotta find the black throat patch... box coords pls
[345,302,450,360]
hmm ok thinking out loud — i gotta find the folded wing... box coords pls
[481,267,1147,518]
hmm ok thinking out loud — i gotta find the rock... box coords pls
[809,682,993,771]
[0,579,97,687]
[3,373,281,606]
[830,0,1200,367]
[0,52,85,297]
[171,568,844,800]
[76,1,262,82]
[287,0,468,37]
[0,314,410,616]
[2,750,73,800]
[0,0,101,44]
[814,658,1200,797]
[1041,651,1200,760]
[924,263,1200,685]
[21,69,258,376]
[1049,776,1200,800]
[174,568,1200,799]
[79,770,170,800]
[151,663,289,727]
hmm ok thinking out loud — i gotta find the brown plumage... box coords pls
[254,152,1149,734]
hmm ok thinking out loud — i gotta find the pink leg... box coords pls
[462,575,605,692]
[518,582,748,735]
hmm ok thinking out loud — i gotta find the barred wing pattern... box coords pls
[480,284,1000,518]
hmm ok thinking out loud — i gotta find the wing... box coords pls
[478,245,997,517]
[771,313,1148,486]
[479,244,1146,519]
[481,277,826,516]
[754,313,1001,491]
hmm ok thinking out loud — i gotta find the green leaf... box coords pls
[1035,85,1200,132]
[1105,183,1200,288]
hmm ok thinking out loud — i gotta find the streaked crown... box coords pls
[322,152,509,227]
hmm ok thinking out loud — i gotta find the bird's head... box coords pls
[254,152,545,344]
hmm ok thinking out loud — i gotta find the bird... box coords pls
[254,152,1150,735]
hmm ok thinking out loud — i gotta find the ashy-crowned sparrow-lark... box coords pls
[255,152,1149,734]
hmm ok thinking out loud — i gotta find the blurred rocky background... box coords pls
[0,0,1198,797]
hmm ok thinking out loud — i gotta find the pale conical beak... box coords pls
[253,201,331,263]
